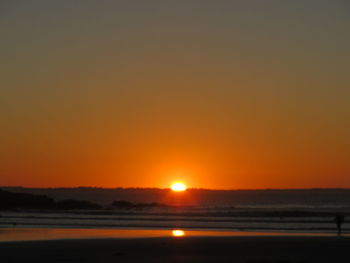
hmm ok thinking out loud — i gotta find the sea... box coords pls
[0,205,349,235]
[1,188,350,241]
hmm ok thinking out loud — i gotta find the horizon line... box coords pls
[2,186,350,191]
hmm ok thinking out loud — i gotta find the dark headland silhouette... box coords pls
[1,187,350,220]
[3,187,350,207]
[0,189,101,210]
[0,189,169,211]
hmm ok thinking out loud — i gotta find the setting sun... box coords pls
[171,182,187,192]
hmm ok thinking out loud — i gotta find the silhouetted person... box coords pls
[335,213,345,235]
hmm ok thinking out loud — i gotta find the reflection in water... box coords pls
[0,228,342,242]
[172,229,185,237]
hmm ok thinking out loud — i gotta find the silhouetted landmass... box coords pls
[55,199,102,210]
[0,189,101,211]
[0,189,54,210]
[111,200,134,208]
[111,200,169,209]
[3,187,350,207]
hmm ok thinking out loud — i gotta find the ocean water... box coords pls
[0,205,349,234]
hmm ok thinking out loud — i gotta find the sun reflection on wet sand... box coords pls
[0,228,342,242]
[172,229,185,237]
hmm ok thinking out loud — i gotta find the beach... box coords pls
[1,235,350,263]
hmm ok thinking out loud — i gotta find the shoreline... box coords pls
[0,227,347,243]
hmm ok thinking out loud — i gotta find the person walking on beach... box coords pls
[335,213,345,235]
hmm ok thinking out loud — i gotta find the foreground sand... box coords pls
[1,236,350,263]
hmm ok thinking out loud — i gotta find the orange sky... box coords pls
[0,1,349,189]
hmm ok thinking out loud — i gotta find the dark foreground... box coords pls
[1,236,350,263]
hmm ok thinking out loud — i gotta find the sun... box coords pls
[171,182,187,192]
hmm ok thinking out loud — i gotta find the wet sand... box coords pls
[1,236,350,263]
[2,228,341,242]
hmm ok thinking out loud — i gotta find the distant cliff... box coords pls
[0,189,101,210]
[3,187,350,207]
[0,189,54,210]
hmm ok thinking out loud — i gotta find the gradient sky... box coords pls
[1,0,349,189]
